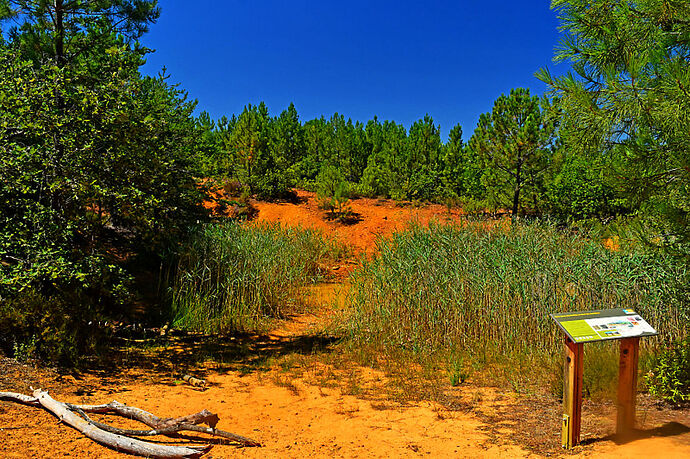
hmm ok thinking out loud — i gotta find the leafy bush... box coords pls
[646,338,690,404]
[252,163,296,201]
[361,160,393,198]
[547,155,627,221]
[171,223,338,333]
[0,44,205,364]
[0,289,106,365]
[406,165,440,202]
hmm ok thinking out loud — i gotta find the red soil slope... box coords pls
[253,190,473,254]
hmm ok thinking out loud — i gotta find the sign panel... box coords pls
[551,308,657,343]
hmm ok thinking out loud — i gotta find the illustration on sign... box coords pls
[550,308,657,343]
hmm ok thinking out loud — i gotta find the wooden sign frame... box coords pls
[551,308,657,449]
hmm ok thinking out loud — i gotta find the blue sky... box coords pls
[140,1,567,140]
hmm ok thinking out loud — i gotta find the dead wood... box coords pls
[182,375,206,388]
[0,391,41,406]
[159,409,219,429]
[1,391,261,452]
[32,389,211,458]
[71,401,261,446]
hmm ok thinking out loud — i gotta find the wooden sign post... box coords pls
[561,336,583,449]
[551,309,656,449]
[617,337,640,435]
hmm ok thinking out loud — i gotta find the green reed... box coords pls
[345,221,689,393]
[171,222,337,333]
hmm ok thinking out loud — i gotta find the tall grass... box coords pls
[345,221,689,394]
[171,222,337,333]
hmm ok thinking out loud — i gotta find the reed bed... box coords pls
[345,221,689,392]
[171,222,336,333]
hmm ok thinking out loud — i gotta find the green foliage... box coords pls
[316,165,351,219]
[0,6,206,363]
[225,102,295,200]
[361,120,408,198]
[0,288,104,365]
[448,356,469,386]
[547,153,627,221]
[272,102,304,182]
[300,117,329,182]
[539,0,690,256]
[441,124,484,200]
[404,115,442,200]
[192,111,227,177]
[200,106,482,205]
[0,0,160,65]
[171,223,336,333]
[646,337,690,403]
[470,88,558,218]
[0,45,205,295]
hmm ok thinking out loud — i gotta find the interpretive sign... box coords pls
[552,307,658,449]
[550,308,657,344]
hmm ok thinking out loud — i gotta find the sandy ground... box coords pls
[2,338,688,458]
[1,191,689,458]
[0,373,532,458]
[252,190,471,255]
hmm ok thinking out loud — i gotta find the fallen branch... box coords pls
[0,391,40,406]
[33,389,211,458]
[0,390,261,455]
[68,401,261,446]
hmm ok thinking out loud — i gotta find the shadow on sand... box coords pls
[581,421,690,446]
[79,328,339,382]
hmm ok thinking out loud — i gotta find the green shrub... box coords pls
[171,222,337,333]
[360,161,393,198]
[0,289,105,365]
[448,355,470,386]
[546,155,627,221]
[316,165,352,220]
[0,45,206,366]
[646,337,690,403]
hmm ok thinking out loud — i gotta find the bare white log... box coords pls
[31,390,212,458]
[0,391,40,406]
[0,392,261,447]
[71,400,261,446]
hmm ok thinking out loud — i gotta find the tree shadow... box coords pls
[581,421,690,446]
[138,432,258,447]
[324,210,363,225]
[79,329,339,381]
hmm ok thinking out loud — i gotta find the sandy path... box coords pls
[0,374,532,458]
[0,307,536,459]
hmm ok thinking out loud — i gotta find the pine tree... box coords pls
[538,0,690,254]
[272,102,304,167]
[469,88,558,218]
[406,115,442,200]
[0,0,159,66]
[441,124,484,199]
[228,103,270,194]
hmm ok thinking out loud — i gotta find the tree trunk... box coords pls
[512,162,522,220]
[54,1,65,66]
